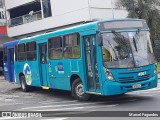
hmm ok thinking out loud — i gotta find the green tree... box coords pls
[116,0,160,39]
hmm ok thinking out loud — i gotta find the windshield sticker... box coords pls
[128,32,135,38]
[23,63,32,85]
[134,60,140,66]
[58,62,64,74]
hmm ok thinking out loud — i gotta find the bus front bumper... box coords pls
[102,75,158,96]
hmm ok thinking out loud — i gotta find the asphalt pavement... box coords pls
[0,76,160,120]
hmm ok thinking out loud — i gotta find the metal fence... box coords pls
[0,22,6,26]
[8,11,42,27]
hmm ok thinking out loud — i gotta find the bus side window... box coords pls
[102,47,111,62]
[48,37,62,59]
[3,47,7,62]
[26,42,37,61]
[18,44,26,61]
[64,33,80,59]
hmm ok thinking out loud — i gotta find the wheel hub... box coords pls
[76,84,84,97]
[21,80,25,90]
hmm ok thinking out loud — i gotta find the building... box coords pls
[0,0,14,73]
[5,0,128,39]
[0,0,5,26]
[0,0,6,73]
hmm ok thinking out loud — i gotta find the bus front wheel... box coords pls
[72,78,90,101]
[20,76,30,92]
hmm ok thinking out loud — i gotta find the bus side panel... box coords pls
[48,59,71,90]
[15,62,25,84]
[48,59,85,91]
[15,61,42,87]
[27,61,42,87]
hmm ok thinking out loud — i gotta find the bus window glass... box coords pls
[15,46,17,61]
[102,32,134,68]
[26,42,37,61]
[64,33,80,58]
[3,47,7,62]
[48,37,62,59]
[18,44,26,61]
[102,31,156,68]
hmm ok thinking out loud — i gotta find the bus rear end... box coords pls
[3,41,18,82]
[98,19,158,96]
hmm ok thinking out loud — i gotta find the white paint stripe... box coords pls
[0,117,23,120]
[132,88,159,93]
[0,95,19,98]
[20,102,106,110]
[35,104,118,111]
[39,100,57,104]
[40,100,78,105]
[130,90,160,94]
[0,103,24,107]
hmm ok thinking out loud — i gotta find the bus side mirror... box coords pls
[97,31,103,46]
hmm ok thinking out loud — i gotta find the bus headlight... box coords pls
[154,63,157,75]
[104,67,115,81]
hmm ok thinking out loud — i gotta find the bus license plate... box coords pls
[132,84,141,89]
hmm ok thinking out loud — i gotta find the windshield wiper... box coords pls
[133,37,138,52]
[132,29,140,52]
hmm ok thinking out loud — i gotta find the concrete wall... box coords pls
[7,8,90,37]
[89,0,128,19]
[6,0,128,38]
[5,0,35,10]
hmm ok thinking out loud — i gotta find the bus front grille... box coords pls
[118,74,150,83]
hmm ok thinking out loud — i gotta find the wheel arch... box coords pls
[19,72,25,82]
[70,74,81,87]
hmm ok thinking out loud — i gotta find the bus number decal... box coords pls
[138,71,146,76]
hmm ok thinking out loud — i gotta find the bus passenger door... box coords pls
[8,48,14,82]
[39,43,48,86]
[84,35,100,92]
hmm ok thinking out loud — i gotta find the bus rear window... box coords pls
[3,47,7,62]
[26,42,37,61]
[64,33,80,59]
[48,37,63,59]
[17,44,26,61]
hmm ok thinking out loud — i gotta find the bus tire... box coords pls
[72,78,90,101]
[20,76,30,92]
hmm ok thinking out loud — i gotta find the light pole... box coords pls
[130,0,136,18]
[40,0,44,19]
[111,0,115,18]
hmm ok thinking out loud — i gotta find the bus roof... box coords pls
[14,18,145,44]
[3,40,19,47]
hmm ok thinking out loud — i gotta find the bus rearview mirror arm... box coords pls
[96,31,103,46]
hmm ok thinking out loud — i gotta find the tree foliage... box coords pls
[116,0,160,39]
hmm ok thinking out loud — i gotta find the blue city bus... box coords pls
[4,19,158,101]
[3,40,19,82]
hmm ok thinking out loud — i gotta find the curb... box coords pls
[0,76,4,80]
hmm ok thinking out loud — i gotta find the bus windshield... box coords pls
[102,31,156,68]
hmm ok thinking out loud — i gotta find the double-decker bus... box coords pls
[3,19,158,101]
